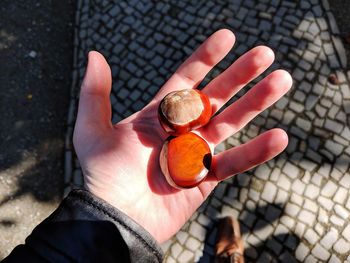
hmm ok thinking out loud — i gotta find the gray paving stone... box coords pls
[254,220,274,241]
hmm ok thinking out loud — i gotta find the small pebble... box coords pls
[28,50,37,58]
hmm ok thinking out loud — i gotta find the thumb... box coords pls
[75,51,112,134]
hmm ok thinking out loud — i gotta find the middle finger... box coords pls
[202,46,275,113]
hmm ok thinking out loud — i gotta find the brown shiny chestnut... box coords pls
[158,89,212,135]
[159,132,212,189]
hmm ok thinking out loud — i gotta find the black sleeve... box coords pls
[2,190,163,263]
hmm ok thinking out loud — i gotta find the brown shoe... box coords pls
[215,217,244,263]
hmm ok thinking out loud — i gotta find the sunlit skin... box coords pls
[158,89,212,135]
[160,132,212,189]
[73,29,292,243]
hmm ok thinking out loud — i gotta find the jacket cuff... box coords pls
[46,189,163,262]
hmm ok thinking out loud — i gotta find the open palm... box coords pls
[73,29,292,243]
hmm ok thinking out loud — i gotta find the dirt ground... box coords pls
[0,0,74,258]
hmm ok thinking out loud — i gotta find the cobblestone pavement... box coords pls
[66,0,350,262]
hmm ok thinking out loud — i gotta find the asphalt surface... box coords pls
[0,0,74,258]
[330,0,350,70]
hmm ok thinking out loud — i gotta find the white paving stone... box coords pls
[321,180,338,197]
[330,215,345,227]
[329,255,342,263]
[189,222,206,241]
[298,209,316,226]
[315,223,324,236]
[310,173,323,186]
[305,184,320,199]
[295,242,309,262]
[342,224,350,241]
[318,208,329,224]
[171,243,183,258]
[274,224,289,237]
[334,204,349,219]
[285,203,300,217]
[346,196,350,210]
[283,162,300,179]
[185,237,201,251]
[254,220,274,241]
[304,255,317,263]
[254,164,270,180]
[261,182,277,203]
[291,179,306,195]
[340,174,350,188]
[311,244,330,261]
[334,187,348,204]
[304,228,319,245]
[248,189,260,202]
[320,227,338,249]
[330,167,344,181]
[318,164,331,177]
[275,189,289,204]
[291,193,304,206]
[333,238,350,254]
[270,167,281,182]
[304,199,318,213]
[277,174,291,191]
[318,196,334,211]
[246,234,261,247]
[280,215,295,230]
[177,250,194,262]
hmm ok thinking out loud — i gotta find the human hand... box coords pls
[73,29,292,243]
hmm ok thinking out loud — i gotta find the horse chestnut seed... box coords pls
[158,89,211,135]
[159,132,212,189]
